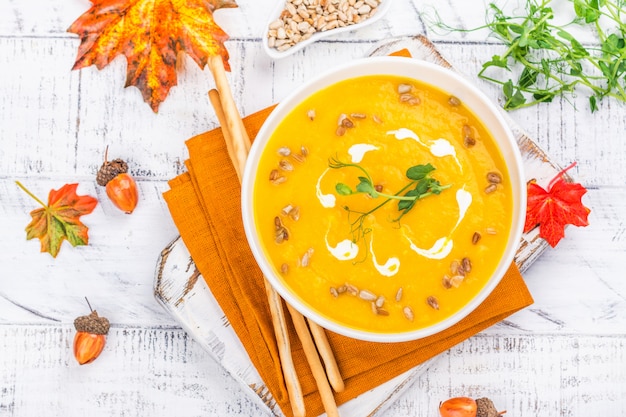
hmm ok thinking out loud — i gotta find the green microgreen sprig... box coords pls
[328,157,450,244]
[425,0,626,112]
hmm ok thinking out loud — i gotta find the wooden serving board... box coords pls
[154,35,563,417]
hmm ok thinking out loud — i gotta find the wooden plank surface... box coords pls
[1,0,625,416]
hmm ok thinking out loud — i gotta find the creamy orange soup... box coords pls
[253,75,512,334]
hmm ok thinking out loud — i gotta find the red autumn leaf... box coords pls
[524,162,590,247]
[17,182,98,258]
[67,0,238,112]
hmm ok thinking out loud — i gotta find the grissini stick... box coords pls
[207,87,305,417]
[207,54,343,416]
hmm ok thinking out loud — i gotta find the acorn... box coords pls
[97,147,138,214]
[73,300,110,365]
[439,397,506,417]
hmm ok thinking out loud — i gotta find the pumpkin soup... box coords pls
[252,75,513,334]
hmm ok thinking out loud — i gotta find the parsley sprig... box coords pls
[328,157,450,243]
[427,0,626,111]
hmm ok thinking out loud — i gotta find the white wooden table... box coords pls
[1,0,625,416]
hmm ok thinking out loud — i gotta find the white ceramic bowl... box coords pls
[262,0,394,59]
[241,57,526,342]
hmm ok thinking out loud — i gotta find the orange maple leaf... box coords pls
[523,162,590,247]
[17,182,98,258]
[68,0,238,112]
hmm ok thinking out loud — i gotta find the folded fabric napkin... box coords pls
[164,53,534,417]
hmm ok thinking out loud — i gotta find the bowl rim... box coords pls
[241,56,526,342]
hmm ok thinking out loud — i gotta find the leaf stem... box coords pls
[15,181,47,208]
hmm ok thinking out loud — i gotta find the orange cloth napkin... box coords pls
[163,49,533,416]
[163,107,533,417]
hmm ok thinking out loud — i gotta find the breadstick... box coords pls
[287,305,341,417]
[208,86,306,417]
[307,319,345,392]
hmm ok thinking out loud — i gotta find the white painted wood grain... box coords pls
[1,0,625,416]
[1,327,624,416]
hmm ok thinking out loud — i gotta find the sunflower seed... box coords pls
[375,295,385,308]
[427,295,439,310]
[279,159,294,171]
[448,95,461,106]
[336,125,346,136]
[461,257,472,274]
[487,171,502,184]
[398,83,413,94]
[288,206,300,221]
[350,112,366,119]
[277,146,291,156]
[376,307,389,316]
[450,260,463,276]
[450,275,464,288]
[345,283,358,296]
[281,204,294,216]
[463,124,476,147]
[300,248,314,267]
[330,287,339,297]
[395,287,403,302]
[485,183,498,194]
[281,263,289,274]
[291,153,306,163]
[359,289,377,301]
[472,231,482,245]
[400,93,420,105]
[486,227,498,235]
[403,306,414,321]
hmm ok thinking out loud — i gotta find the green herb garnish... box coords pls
[328,157,450,243]
[425,0,626,111]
